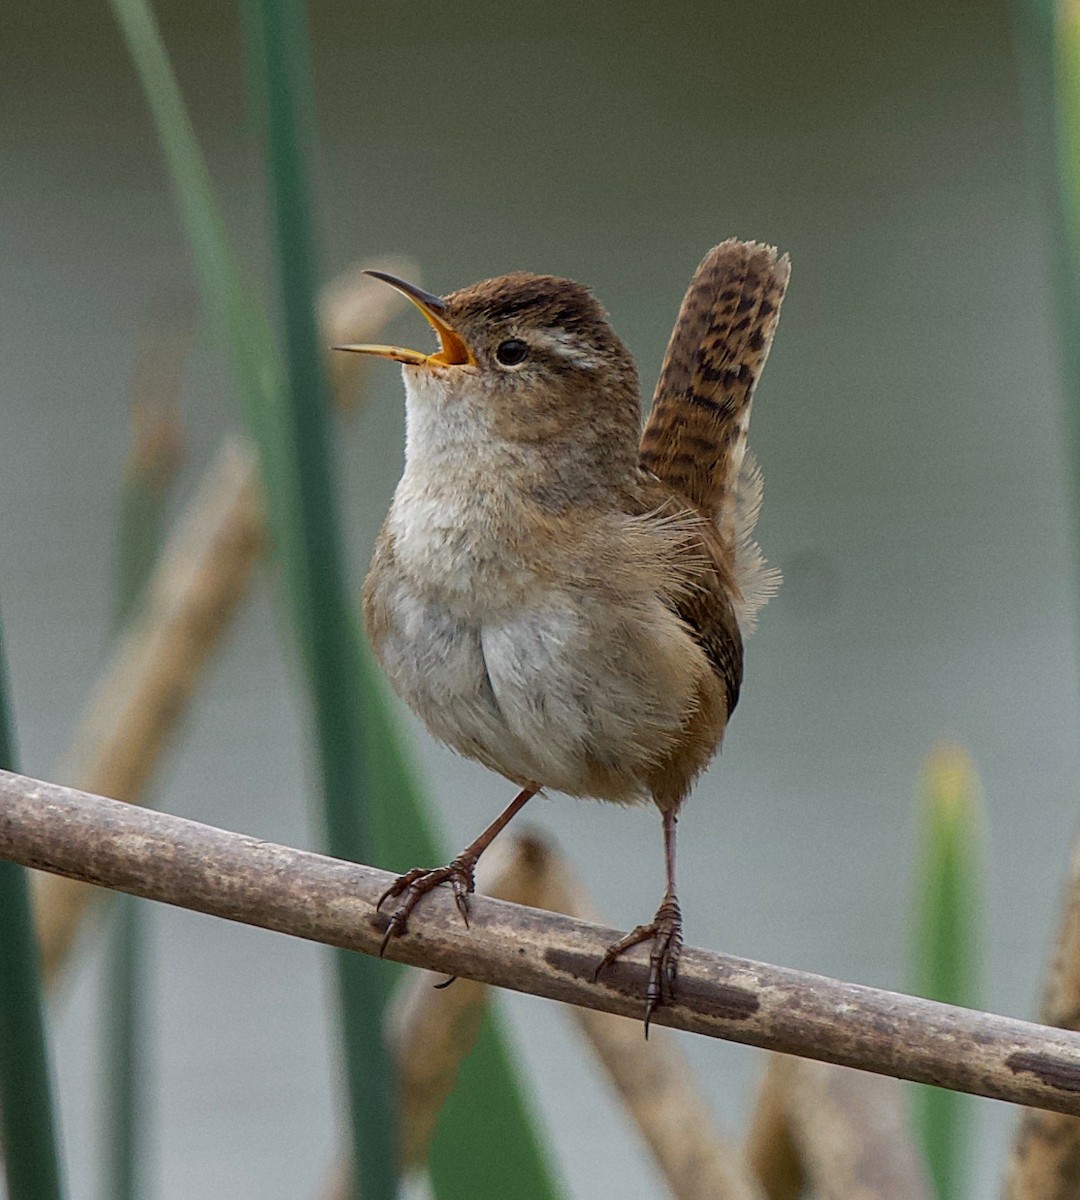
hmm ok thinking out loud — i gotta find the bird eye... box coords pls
[495,338,529,367]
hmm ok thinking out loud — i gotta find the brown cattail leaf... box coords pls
[308,834,553,1199]
[1004,831,1080,1200]
[322,257,419,406]
[787,1061,931,1199]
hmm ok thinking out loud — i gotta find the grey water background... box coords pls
[4,0,1079,1195]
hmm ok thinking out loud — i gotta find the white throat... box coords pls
[389,366,528,603]
[401,365,493,472]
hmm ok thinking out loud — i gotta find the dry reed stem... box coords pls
[32,266,411,984]
[747,1054,930,1198]
[34,438,263,981]
[745,1057,803,1200]
[782,1056,931,1198]
[126,299,191,492]
[8,772,1080,1118]
[1004,832,1080,1199]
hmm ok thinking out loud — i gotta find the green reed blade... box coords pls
[911,745,984,1200]
[1013,0,1080,551]
[243,1,399,1193]
[108,2,563,1194]
[0,615,67,1200]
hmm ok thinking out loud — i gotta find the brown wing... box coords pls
[679,554,743,719]
[640,240,790,550]
[630,475,744,720]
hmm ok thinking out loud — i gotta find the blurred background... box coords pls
[3,0,1079,1196]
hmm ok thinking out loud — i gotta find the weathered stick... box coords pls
[6,771,1080,1117]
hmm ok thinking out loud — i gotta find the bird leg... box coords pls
[596,808,683,1035]
[376,785,537,955]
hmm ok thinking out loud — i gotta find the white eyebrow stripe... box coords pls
[531,329,603,370]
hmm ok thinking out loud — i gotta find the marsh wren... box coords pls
[336,241,789,1027]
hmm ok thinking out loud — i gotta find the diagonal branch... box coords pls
[5,767,1080,1118]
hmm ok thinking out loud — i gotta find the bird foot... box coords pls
[595,893,683,1035]
[375,855,476,955]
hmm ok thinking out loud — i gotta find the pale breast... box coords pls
[364,538,708,802]
[362,403,719,801]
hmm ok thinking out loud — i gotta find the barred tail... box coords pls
[640,240,789,547]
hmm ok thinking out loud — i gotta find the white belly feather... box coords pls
[371,572,695,801]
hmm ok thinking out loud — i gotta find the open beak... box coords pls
[332,271,475,367]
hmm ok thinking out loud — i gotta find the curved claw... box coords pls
[374,857,477,956]
[450,875,472,926]
[379,911,409,958]
[594,922,654,980]
[594,894,683,1037]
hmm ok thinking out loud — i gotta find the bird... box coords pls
[335,240,789,1028]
